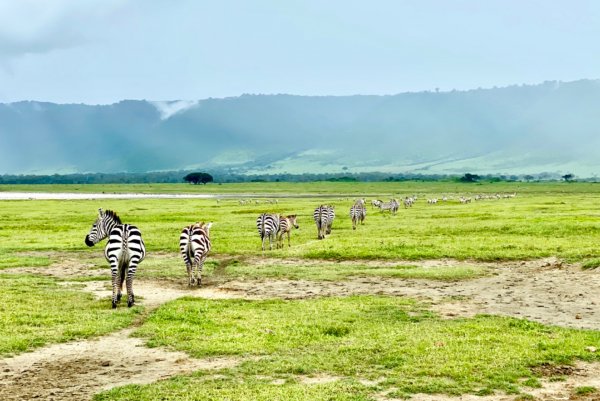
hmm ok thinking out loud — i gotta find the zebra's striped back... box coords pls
[350,202,367,230]
[378,199,399,215]
[277,214,299,248]
[314,205,335,239]
[85,209,145,308]
[180,222,212,286]
[257,213,280,250]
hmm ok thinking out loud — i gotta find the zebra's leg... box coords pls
[287,231,291,247]
[269,232,274,250]
[195,255,207,287]
[126,258,140,307]
[108,256,120,309]
[183,251,194,286]
[186,262,194,286]
[261,234,266,251]
[117,267,126,302]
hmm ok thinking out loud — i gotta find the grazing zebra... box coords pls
[314,205,335,239]
[85,209,145,309]
[350,201,367,230]
[371,199,382,209]
[180,222,212,287]
[257,213,280,250]
[378,199,399,215]
[403,197,414,208]
[277,215,299,248]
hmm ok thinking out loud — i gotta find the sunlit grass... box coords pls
[94,296,600,399]
[0,274,141,356]
[1,182,600,262]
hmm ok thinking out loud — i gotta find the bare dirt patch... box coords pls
[403,362,600,401]
[0,328,242,401]
[4,251,106,279]
[221,257,600,330]
[4,254,600,400]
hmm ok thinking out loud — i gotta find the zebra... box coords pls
[277,215,299,248]
[314,205,335,239]
[378,199,399,215]
[85,209,145,309]
[180,222,213,287]
[350,201,367,230]
[257,213,280,250]
[371,199,382,209]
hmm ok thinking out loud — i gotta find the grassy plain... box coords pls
[2,181,600,264]
[1,181,600,399]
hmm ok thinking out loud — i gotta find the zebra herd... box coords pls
[85,208,213,308]
[255,213,300,250]
[85,192,517,308]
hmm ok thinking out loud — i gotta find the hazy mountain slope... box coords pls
[1,79,599,176]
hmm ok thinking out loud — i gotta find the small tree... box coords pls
[183,172,213,185]
[459,173,480,183]
[562,173,574,182]
[523,175,534,182]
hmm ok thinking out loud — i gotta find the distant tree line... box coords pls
[0,170,589,185]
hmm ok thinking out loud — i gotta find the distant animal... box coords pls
[314,205,335,239]
[85,209,145,308]
[180,222,213,286]
[378,199,399,215]
[371,199,382,208]
[256,213,280,250]
[350,201,367,230]
[277,215,299,248]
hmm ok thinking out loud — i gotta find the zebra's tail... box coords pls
[118,230,129,289]
[260,214,266,239]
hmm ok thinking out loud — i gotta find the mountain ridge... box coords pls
[2,79,599,176]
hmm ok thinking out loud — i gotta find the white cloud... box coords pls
[0,0,128,61]
[151,100,199,120]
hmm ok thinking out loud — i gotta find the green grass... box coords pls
[93,295,600,399]
[2,180,600,195]
[0,274,141,356]
[0,255,51,269]
[575,386,597,395]
[2,182,600,400]
[221,259,487,281]
[95,375,373,401]
[130,252,487,282]
[2,182,600,263]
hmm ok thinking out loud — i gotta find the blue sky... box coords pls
[0,0,598,104]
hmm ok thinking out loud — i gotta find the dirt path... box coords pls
[0,277,245,401]
[0,328,241,401]
[3,255,600,400]
[220,257,600,330]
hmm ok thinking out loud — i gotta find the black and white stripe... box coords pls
[314,205,335,239]
[180,222,213,286]
[257,213,280,250]
[350,201,367,230]
[378,199,399,215]
[277,215,299,248]
[85,209,146,308]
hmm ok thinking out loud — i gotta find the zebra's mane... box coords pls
[104,210,122,224]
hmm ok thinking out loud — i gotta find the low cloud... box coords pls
[0,0,128,61]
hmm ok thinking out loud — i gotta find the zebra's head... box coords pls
[288,215,299,229]
[85,208,121,247]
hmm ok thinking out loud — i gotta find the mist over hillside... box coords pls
[2,79,599,177]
